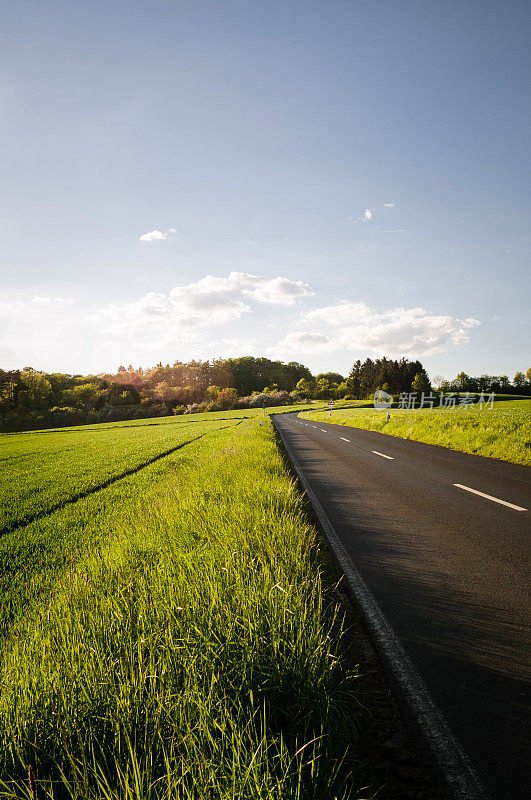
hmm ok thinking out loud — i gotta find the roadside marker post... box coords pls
[328,398,334,417]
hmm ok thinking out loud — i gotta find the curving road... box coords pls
[273,413,530,800]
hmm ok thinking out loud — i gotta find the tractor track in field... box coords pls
[0,415,256,436]
[1,421,243,537]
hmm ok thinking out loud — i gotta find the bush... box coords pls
[49,406,85,427]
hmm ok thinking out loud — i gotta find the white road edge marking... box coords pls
[340,437,351,442]
[372,450,394,460]
[273,419,488,800]
[453,483,527,512]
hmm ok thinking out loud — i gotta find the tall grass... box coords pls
[0,419,360,799]
[301,400,531,465]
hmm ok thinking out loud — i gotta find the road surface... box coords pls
[273,413,530,800]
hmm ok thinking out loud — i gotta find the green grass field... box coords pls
[0,408,360,799]
[300,399,531,466]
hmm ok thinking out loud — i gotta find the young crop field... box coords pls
[0,405,316,535]
[300,399,531,466]
[0,408,362,799]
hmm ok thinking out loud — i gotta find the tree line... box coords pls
[1,356,529,431]
[0,357,313,431]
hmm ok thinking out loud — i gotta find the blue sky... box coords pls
[1,0,529,380]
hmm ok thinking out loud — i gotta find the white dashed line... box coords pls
[273,419,488,800]
[372,450,394,460]
[340,437,351,442]
[321,429,328,433]
[453,484,527,512]
[312,426,318,429]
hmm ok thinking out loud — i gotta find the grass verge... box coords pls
[0,417,360,799]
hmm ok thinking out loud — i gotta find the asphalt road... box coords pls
[273,413,530,800]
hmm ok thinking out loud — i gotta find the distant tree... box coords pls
[216,387,239,410]
[315,372,344,385]
[296,378,314,397]
[284,361,313,385]
[514,372,526,388]
[347,360,362,398]
[314,378,332,399]
[411,371,432,394]
[0,369,21,409]
[527,367,531,382]
[454,372,471,392]
[154,381,180,403]
[336,381,349,397]
[432,375,444,390]
[18,369,53,410]
[226,356,312,394]
[205,385,221,400]
[60,383,100,408]
[108,382,140,405]
[347,357,425,397]
[499,375,510,390]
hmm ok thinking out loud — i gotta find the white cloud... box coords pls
[230,272,314,305]
[93,272,315,338]
[383,202,396,208]
[362,208,373,222]
[138,226,176,242]
[207,337,259,359]
[29,295,74,307]
[348,208,374,224]
[278,331,339,354]
[295,301,481,357]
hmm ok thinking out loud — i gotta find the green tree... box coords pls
[216,387,239,410]
[60,383,99,408]
[454,372,471,392]
[499,375,510,390]
[315,372,344,385]
[513,372,526,388]
[18,370,53,410]
[295,378,314,397]
[315,378,332,399]
[205,385,221,400]
[411,371,432,394]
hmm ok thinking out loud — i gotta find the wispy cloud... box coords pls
[348,208,374,224]
[138,226,176,242]
[383,202,396,208]
[30,296,73,305]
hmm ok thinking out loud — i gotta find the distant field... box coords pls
[300,399,531,466]
[0,404,315,535]
[0,408,356,799]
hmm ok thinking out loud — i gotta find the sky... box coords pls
[1,0,530,381]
